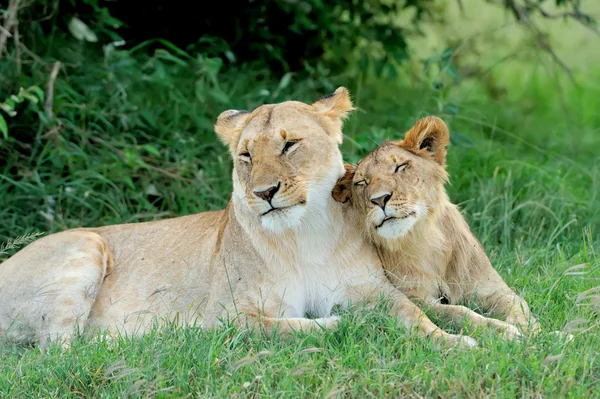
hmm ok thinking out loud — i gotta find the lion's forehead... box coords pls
[241,107,325,145]
[360,146,417,179]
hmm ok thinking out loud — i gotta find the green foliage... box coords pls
[0,86,44,140]
[102,0,436,73]
[14,0,594,75]
[0,232,44,259]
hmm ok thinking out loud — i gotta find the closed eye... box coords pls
[395,162,409,173]
[239,151,252,162]
[354,179,367,186]
[282,140,300,154]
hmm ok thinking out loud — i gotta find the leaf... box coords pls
[123,176,136,190]
[22,92,39,104]
[195,80,206,103]
[0,103,13,113]
[144,183,161,197]
[0,103,16,117]
[155,39,193,60]
[139,109,157,128]
[0,114,7,139]
[154,49,188,67]
[224,51,236,63]
[277,72,293,92]
[143,144,160,157]
[4,99,15,110]
[29,86,45,102]
[203,57,223,79]
[68,17,98,42]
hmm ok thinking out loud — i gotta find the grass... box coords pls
[1,29,600,397]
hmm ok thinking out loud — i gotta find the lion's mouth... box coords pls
[261,202,304,217]
[376,211,416,228]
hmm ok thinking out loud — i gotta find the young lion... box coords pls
[333,116,540,338]
[0,91,475,349]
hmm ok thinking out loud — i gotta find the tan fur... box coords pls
[334,116,540,338]
[0,95,475,350]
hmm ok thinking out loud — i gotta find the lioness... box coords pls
[332,116,540,338]
[0,90,474,349]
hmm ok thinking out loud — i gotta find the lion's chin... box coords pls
[260,203,306,233]
[373,216,417,240]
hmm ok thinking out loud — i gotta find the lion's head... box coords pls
[215,87,354,232]
[333,116,450,243]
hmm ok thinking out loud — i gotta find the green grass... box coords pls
[1,33,600,397]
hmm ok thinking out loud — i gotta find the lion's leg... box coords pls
[0,231,111,349]
[425,303,522,339]
[344,282,478,349]
[260,315,340,334]
[234,312,339,335]
[471,274,540,335]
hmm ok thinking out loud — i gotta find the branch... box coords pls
[502,0,583,85]
[44,61,61,118]
[0,0,20,58]
[14,23,20,74]
[521,0,599,37]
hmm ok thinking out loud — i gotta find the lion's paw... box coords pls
[314,316,340,330]
[447,334,478,349]
[500,324,523,340]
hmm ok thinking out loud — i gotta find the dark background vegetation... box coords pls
[0,0,595,243]
[1,0,599,397]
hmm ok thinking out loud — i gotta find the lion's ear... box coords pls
[312,87,355,144]
[332,163,356,203]
[399,116,450,167]
[214,110,251,152]
[313,87,354,119]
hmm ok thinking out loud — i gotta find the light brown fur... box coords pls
[333,116,540,339]
[0,93,475,349]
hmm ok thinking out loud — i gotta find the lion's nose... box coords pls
[254,182,281,203]
[370,193,392,210]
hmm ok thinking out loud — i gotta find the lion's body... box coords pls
[374,198,501,304]
[0,196,381,347]
[375,194,536,334]
[0,213,217,346]
[0,92,476,349]
[334,116,539,338]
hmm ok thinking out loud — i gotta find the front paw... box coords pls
[313,315,340,330]
[447,334,478,349]
[500,324,523,340]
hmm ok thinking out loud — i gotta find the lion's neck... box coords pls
[375,192,453,283]
[377,192,491,303]
[230,193,343,270]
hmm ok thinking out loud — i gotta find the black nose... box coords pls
[370,193,392,209]
[254,183,280,203]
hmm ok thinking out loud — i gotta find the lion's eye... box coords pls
[395,162,409,173]
[282,140,299,155]
[354,179,367,187]
[239,152,252,162]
